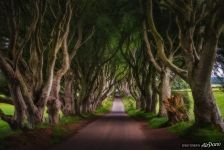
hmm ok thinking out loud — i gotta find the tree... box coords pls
[145,0,224,131]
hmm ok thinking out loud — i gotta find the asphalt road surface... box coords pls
[51,98,149,150]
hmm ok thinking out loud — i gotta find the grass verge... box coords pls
[169,122,224,142]
[95,97,113,114]
[123,95,224,142]
[122,96,167,128]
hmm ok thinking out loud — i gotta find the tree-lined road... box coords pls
[51,98,149,150]
[50,99,190,150]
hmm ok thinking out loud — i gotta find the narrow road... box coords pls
[50,98,189,150]
[51,98,149,150]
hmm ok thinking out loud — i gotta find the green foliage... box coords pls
[169,122,224,142]
[169,121,194,136]
[0,121,15,138]
[191,127,224,142]
[148,117,169,128]
[168,89,224,142]
[0,103,14,115]
[128,110,155,119]
[122,96,136,112]
[172,77,189,90]
[50,126,69,144]
[0,103,14,137]
[59,116,81,125]
[95,98,113,114]
[172,90,191,112]
[214,90,224,117]
[173,89,224,120]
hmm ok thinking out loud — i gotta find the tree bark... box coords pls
[74,98,80,115]
[158,67,171,117]
[135,99,141,109]
[139,94,145,110]
[47,76,61,124]
[62,74,75,116]
[189,33,224,130]
[8,84,27,129]
[151,71,158,113]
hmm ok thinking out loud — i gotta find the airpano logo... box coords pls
[181,142,222,148]
[201,142,221,148]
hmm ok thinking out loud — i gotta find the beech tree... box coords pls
[145,0,224,130]
[0,0,75,128]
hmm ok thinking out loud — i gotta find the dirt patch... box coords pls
[1,118,95,150]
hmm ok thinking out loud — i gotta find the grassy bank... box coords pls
[95,97,113,114]
[122,89,224,142]
[123,96,168,128]
[173,88,224,120]
[0,103,15,137]
[0,97,113,139]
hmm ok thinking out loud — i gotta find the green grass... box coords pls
[50,126,68,144]
[0,103,15,137]
[149,117,168,128]
[123,96,168,128]
[191,127,224,142]
[169,122,224,142]
[214,91,224,117]
[95,97,113,114]
[49,116,83,144]
[47,98,113,143]
[122,96,136,112]
[0,97,112,139]
[123,89,224,142]
[168,89,224,142]
[173,89,224,120]
[0,103,14,115]
[169,121,194,136]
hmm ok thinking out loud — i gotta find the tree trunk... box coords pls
[189,34,224,131]
[74,98,80,115]
[140,95,145,110]
[151,90,158,114]
[151,71,158,113]
[8,84,27,129]
[47,76,61,124]
[191,80,224,129]
[62,77,75,116]
[82,101,89,114]
[158,68,171,117]
[136,99,141,109]
[144,91,152,112]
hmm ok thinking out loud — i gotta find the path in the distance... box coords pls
[51,98,149,150]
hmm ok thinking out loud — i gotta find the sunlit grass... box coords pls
[95,97,113,114]
[173,89,224,120]
[149,117,168,128]
[169,89,224,142]
[122,96,136,112]
[0,103,14,115]
[0,103,15,137]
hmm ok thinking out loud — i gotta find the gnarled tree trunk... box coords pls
[158,68,171,117]
[189,34,224,130]
[47,76,61,124]
[62,75,75,116]
[9,84,27,129]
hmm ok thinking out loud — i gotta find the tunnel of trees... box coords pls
[0,0,224,133]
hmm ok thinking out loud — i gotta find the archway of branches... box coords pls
[0,0,224,132]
